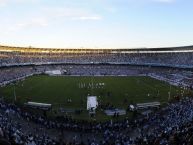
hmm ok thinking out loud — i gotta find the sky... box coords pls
[0,0,193,48]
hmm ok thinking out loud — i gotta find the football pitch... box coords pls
[0,75,189,121]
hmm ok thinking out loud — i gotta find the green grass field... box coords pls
[0,75,190,121]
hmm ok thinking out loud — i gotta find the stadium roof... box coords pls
[0,45,193,54]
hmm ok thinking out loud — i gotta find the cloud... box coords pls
[6,7,102,32]
[1,3,103,35]
[8,18,48,32]
[18,18,48,27]
[0,0,37,6]
[152,0,175,3]
[42,7,103,21]
[0,0,8,6]
[72,16,102,21]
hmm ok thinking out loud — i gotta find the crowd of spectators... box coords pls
[0,99,59,145]
[1,51,193,68]
[0,96,193,144]
[0,49,193,144]
[101,97,193,145]
[1,64,193,89]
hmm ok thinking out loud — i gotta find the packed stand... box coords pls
[1,50,193,68]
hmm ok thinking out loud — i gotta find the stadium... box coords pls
[0,45,193,144]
